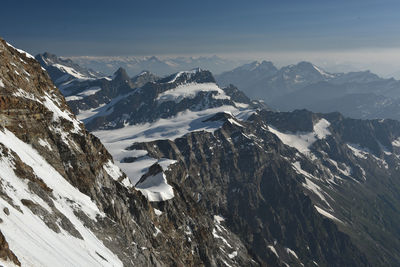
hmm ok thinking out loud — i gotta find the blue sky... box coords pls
[2,0,400,56]
[3,0,400,76]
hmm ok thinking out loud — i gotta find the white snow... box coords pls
[65,95,84,101]
[0,79,4,88]
[166,69,199,84]
[314,205,343,223]
[214,215,225,224]
[347,143,369,159]
[76,89,139,123]
[285,247,299,259]
[123,156,158,185]
[227,118,244,127]
[347,143,388,168]
[76,103,107,121]
[233,101,249,108]
[52,64,88,80]
[93,105,242,144]
[12,88,37,102]
[12,86,82,135]
[157,158,177,171]
[156,82,230,103]
[268,119,331,154]
[0,258,18,267]
[312,64,335,78]
[392,137,400,147]
[38,138,53,151]
[43,94,81,133]
[66,87,102,101]
[228,251,238,259]
[212,215,232,249]
[92,105,255,198]
[134,157,176,201]
[136,172,174,202]
[292,162,331,207]
[313,119,331,139]
[268,245,279,258]
[6,42,35,59]
[153,226,162,237]
[0,129,122,266]
[103,160,124,181]
[154,208,163,216]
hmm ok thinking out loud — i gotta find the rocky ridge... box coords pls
[0,39,258,266]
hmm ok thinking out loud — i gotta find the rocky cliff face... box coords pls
[0,39,260,266]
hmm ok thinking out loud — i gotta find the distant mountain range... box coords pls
[216,61,400,121]
[35,52,104,84]
[37,52,400,123]
[66,55,247,76]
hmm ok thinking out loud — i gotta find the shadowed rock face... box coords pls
[129,112,371,267]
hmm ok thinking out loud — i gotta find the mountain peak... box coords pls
[112,67,130,81]
[159,68,215,84]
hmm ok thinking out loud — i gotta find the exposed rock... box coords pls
[0,231,20,266]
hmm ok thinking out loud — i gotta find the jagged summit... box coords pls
[239,60,277,72]
[112,67,130,81]
[110,67,131,87]
[35,52,102,87]
[157,68,216,85]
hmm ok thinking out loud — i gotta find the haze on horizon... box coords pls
[2,0,400,77]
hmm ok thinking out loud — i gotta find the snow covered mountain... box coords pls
[5,38,400,266]
[53,59,400,265]
[216,61,400,121]
[0,38,263,266]
[35,52,104,88]
[66,55,246,76]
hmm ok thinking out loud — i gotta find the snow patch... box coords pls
[136,172,174,202]
[392,137,400,147]
[285,247,299,259]
[268,245,279,258]
[6,42,35,59]
[268,119,331,154]
[292,162,331,207]
[103,160,124,181]
[52,64,89,80]
[156,82,230,103]
[315,205,343,223]
[38,138,53,151]
[154,208,163,216]
[66,87,102,101]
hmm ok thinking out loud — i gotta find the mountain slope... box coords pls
[35,52,103,87]
[61,64,391,265]
[0,39,262,266]
[23,42,400,266]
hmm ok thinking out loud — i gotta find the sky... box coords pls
[2,0,400,76]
